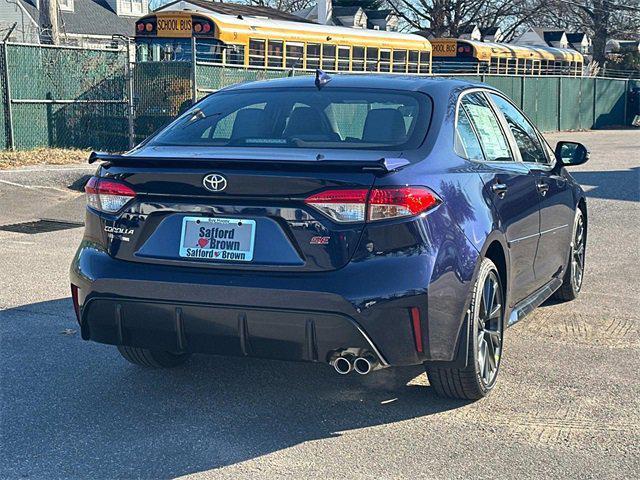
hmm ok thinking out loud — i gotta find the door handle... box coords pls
[536,180,549,196]
[491,182,508,198]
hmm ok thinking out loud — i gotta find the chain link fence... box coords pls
[1,42,128,151]
[0,41,637,152]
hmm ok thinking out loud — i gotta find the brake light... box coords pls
[305,186,440,223]
[85,176,136,213]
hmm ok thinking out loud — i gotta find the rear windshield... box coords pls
[149,88,432,150]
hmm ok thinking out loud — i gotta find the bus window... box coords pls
[419,51,430,74]
[540,60,549,74]
[307,43,320,70]
[393,50,407,73]
[352,46,365,71]
[408,50,419,73]
[268,40,284,68]
[322,44,336,71]
[337,46,350,71]
[286,43,304,68]
[227,45,245,65]
[379,49,391,72]
[366,47,378,72]
[249,39,265,67]
[490,57,499,74]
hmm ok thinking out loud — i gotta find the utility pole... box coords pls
[39,0,60,45]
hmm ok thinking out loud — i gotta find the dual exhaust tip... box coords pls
[331,352,377,375]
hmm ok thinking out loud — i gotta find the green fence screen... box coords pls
[2,43,128,151]
[0,42,635,151]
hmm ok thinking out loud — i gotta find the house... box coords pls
[365,9,397,32]
[458,24,481,41]
[294,0,397,31]
[0,0,148,47]
[331,5,368,28]
[512,27,569,49]
[566,32,590,54]
[157,0,313,24]
[481,26,503,43]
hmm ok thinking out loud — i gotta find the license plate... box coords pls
[433,40,458,57]
[156,16,192,38]
[179,217,256,262]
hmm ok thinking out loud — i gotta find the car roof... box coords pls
[220,74,491,97]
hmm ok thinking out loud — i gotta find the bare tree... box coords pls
[247,0,316,12]
[386,0,551,39]
[535,0,640,65]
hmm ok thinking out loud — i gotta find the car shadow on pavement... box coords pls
[1,298,467,479]
[571,167,639,202]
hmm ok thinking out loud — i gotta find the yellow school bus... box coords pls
[431,38,584,76]
[135,9,433,74]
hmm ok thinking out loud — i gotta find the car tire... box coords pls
[426,258,504,400]
[117,345,190,368]
[553,209,586,302]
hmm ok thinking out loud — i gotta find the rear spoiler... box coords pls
[88,151,410,174]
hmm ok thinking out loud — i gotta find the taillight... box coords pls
[305,186,440,223]
[85,176,136,213]
[369,187,440,221]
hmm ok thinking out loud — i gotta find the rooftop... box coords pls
[222,73,484,96]
[18,0,136,37]
[157,0,314,23]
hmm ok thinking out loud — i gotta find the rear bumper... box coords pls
[82,297,388,366]
[70,240,470,366]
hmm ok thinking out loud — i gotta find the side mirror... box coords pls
[555,141,590,166]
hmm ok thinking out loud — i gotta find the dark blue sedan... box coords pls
[70,74,589,400]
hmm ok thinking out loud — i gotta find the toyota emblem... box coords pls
[202,173,227,192]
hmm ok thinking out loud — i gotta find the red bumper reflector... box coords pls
[410,307,423,353]
[71,284,81,323]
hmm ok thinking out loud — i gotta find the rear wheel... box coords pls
[117,346,190,368]
[426,258,504,400]
[553,209,585,302]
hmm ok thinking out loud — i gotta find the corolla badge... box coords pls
[203,173,227,192]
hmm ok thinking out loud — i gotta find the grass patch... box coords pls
[0,148,91,169]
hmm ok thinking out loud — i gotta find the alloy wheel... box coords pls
[572,214,585,291]
[476,271,503,387]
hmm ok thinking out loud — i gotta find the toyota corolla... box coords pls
[70,74,589,400]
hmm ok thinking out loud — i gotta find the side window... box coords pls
[337,46,350,71]
[366,47,379,72]
[306,43,320,70]
[249,39,265,67]
[489,93,548,164]
[392,50,407,73]
[227,44,245,65]
[267,40,284,68]
[419,51,430,73]
[408,50,419,73]
[461,93,512,162]
[352,46,365,71]
[455,107,485,161]
[379,49,391,72]
[285,43,304,68]
[322,44,336,71]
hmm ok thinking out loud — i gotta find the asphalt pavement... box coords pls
[0,130,638,479]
